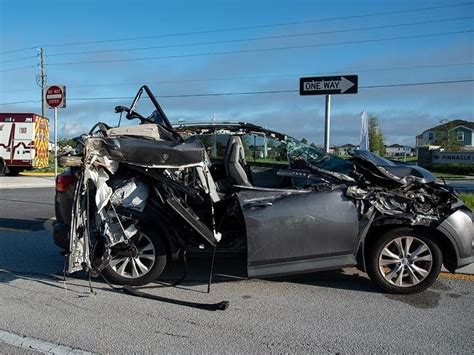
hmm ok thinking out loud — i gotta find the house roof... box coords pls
[421,119,474,135]
[330,144,357,149]
[387,144,405,148]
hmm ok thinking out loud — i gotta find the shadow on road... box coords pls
[0,228,382,296]
[0,217,48,231]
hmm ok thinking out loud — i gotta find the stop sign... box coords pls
[45,85,66,109]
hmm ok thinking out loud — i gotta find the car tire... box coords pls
[366,227,442,294]
[6,167,21,176]
[102,228,167,286]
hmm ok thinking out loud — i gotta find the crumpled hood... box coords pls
[349,150,437,186]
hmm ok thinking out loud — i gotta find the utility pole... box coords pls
[36,48,46,117]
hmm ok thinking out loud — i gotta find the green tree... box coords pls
[368,116,386,156]
[437,119,461,152]
[301,138,308,145]
[58,138,77,149]
[241,135,254,161]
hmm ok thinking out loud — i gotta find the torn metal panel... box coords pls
[85,167,113,213]
[88,136,205,167]
[68,172,91,274]
[346,182,455,227]
[107,123,163,140]
[109,179,149,212]
[103,208,138,245]
[166,197,217,247]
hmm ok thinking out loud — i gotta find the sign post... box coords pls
[324,95,331,153]
[44,85,66,176]
[54,107,58,175]
[299,75,358,152]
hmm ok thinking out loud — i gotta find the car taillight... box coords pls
[56,173,76,193]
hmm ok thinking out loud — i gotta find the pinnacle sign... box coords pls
[299,75,358,96]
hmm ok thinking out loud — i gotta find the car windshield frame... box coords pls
[285,136,330,165]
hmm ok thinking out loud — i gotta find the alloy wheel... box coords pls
[109,232,156,279]
[378,236,433,287]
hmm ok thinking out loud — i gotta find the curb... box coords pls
[0,329,92,355]
[20,172,56,177]
[439,272,474,281]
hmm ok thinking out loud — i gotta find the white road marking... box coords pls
[0,329,92,354]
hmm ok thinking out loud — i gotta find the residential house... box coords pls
[385,144,416,157]
[331,143,357,156]
[416,119,474,150]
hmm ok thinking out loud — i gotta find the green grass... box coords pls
[434,173,467,180]
[389,156,418,163]
[33,155,66,173]
[459,193,474,210]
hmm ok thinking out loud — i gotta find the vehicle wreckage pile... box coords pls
[58,85,471,298]
[347,163,457,226]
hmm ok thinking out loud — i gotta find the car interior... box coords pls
[203,133,295,192]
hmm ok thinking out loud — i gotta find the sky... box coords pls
[0,0,473,146]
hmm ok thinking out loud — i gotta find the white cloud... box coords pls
[61,120,85,137]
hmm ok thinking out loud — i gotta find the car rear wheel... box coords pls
[366,228,442,294]
[102,229,167,286]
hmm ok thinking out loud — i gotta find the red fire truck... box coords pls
[0,113,49,175]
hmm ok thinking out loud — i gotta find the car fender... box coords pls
[358,209,473,272]
[436,208,473,269]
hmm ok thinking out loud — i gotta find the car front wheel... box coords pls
[366,228,442,294]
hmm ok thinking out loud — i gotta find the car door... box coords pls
[237,185,359,278]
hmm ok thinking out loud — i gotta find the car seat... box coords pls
[223,136,252,187]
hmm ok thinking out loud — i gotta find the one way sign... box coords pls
[299,75,358,95]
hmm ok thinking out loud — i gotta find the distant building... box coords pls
[416,119,474,149]
[331,143,357,156]
[385,144,416,157]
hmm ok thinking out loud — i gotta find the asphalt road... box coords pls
[0,179,473,353]
[0,187,54,231]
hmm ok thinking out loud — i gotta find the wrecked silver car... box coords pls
[61,85,473,295]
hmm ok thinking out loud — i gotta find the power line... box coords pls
[0,55,37,64]
[47,16,473,57]
[1,1,472,55]
[2,61,473,93]
[1,79,472,105]
[361,79,474,89]
[54,79,474,100]
[0,99,38,106]
[0,65,36,73]
[64,62,474,87]
[0,47,35,56]
[47,30,474,66]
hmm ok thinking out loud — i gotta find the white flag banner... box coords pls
[359,110,369,150]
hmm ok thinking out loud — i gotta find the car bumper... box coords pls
[437,208,473,270]
[457,254,474,269]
